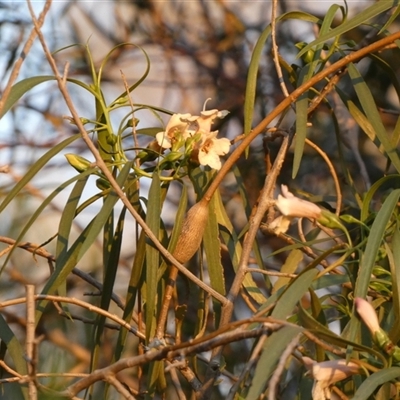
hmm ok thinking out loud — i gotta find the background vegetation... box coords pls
[1,1,400,399]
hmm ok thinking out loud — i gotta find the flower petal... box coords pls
[275,186,321,219]
[156,131,172,149]
[212,137,231,156]
[198,149,222,170]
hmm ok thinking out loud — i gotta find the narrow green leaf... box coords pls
[246,325,302,400]
[297,304,387,365]
[293,88,309,178]
[355,189,400,299]
[203,192,225,296]
[353,368,400,400]
[56,175,91,264]
[272,268,318,319]
[0,134,80,214]
[272,249,303,294]
[346,189,400,343]
[0,76,55,118]
[145,173,161,340]
[115,229,146,360]
[298,0,398,58]
[369,54,400,102]
[0,314,28,399]
[111,44,151,104]
[388,225,400,342]
[37,162,133,318]
[361,175,400,222]
[76,162,132,261]
[157,185,187,281]
[348,62,400,173]
[92,207,127,374]
[0,75,99,119]
[213,189,267,304]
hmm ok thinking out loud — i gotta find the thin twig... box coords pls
[59,322,280,398]
[226,334,268,400]
[25,285,37,399]
[305,138,342,215]
[0,294,146,340]
[0,0,52,116]
[246,268,297,279]
[0,236,126,310]
[271,0,290,98]
[105,374,135,400]
[268,333,300,400]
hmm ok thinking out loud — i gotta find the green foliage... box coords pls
[1,1,400,400]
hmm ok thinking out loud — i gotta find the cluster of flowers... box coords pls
[154,104,230,170]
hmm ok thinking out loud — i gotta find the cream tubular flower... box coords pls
[197,131,231,170]
[275,185,321,219]
[156,113,192,149]
[196,109,229,135]
[303,357,360,400]
[355,297,381,336]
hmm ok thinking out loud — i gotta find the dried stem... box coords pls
[271,0,290,98]
[25,284,37,400]
[268,333,300,400]
[0,294,146,341]
[59,322,280,398]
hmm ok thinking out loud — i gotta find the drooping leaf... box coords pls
[272,268,318,319]
[348,62,400,173]
[298,0,399,58]
[213,188,267,304]
[0,314,28,400]
[346,189,400,343]
[352,368,400,400]
[145,172,162,341]
[36,162,133,320]
[0,76,55,119]
[203,191,226,296]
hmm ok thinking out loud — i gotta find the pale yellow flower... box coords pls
[156,113,192,149]
[196,109,229,135]
[197,131,231,170]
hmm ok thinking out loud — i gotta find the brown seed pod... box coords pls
[172,199,209,263]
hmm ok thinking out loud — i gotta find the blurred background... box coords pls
[0,1,399,398]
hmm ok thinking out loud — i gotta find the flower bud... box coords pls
[172,200,209,263]
[65,153,92,173]
[354,297,381,336]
